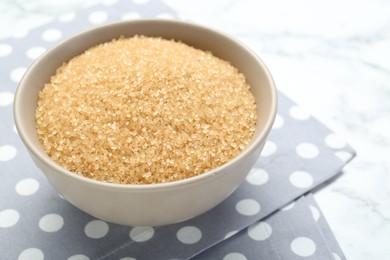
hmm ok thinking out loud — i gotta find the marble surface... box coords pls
[1,0,389,259]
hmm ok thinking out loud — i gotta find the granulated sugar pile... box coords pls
[36,36,257,184]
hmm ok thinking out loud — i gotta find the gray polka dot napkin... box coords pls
[0,0,355,259]
[193,194,345,260]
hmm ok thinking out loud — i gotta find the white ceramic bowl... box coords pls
[14,19,277,226]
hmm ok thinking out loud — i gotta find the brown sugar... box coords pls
[35,36,257,184]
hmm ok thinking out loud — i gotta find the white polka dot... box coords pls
[67,255,90,260]
[58,12,76,22]
[39,214,64,232]
[88,11,108,24]
[0,209,20,228]
[129,226,155,242]
[0,43,12,57]
[310,205,321,221]
[42,28,63,42]
[156,13,175,19]
[26,47,46,59]
[289,171,314,188]
[176,226,202,244]
[18,248,44,260]
[334,151,353,162]
[272,114,284,129]
[224,230,238,239]
[290,237,317,257]
[133,0,150,4]
[325,133,347,149]
[15,178,40,196]
[332,252,342,260]
[119,258,136,260]
[246,168,269,186]
[247,221,272,241]
[281,202,295,211]
[10,67,27,83]
[223,252,248,260]
[121,12,142,20]
[0,145,17,161]
[235,199,260,216]
[0,91,14,106]
[289,105,310,120]
[261,140,277,157]
[84,220,109,239]
[296,143,319,159]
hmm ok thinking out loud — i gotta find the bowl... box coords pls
[14,19,277,226]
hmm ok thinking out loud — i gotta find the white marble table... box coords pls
[1,0,389,259]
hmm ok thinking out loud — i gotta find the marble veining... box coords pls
[1,0,390,259]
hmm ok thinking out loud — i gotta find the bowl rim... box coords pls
[14,18,277,191]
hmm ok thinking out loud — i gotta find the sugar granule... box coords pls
[35,36,257,184]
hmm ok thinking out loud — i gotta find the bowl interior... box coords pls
[14,19,276,187]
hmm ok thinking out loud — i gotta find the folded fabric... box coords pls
[194,194,346,260]
[0,0,355,259]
